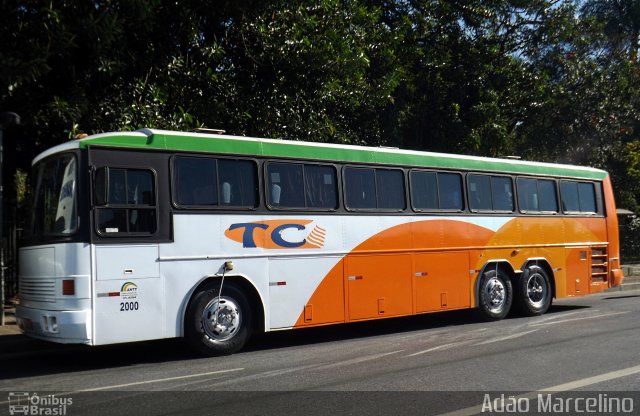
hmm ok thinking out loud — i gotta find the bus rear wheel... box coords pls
[476,268,513,321]
[515,265,552,316]
[185,281,253,356]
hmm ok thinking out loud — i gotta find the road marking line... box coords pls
[70,368,244,394]
[474,329,539,346]
[540,363,640,391]
[435,363,640,416]
[201,364,324,387]
[529,311,629,327]
[407,342,469,357]
[528,310,593,325]
[314,350,403,370]
[0,368,244,404]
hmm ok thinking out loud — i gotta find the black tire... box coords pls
[515,265,553,316]
[476,267,513,321]
[185,281,253,356]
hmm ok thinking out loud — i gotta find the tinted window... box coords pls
[517,178,537,211]
[304,164,338,209]
[376,169,405,210]
[538,180,558,212]
[174,157,217,206]
[267,162,337,209]
[345,167,405,210]
[345,168,376,209]
[578,182,596,213]
[411,171,438,210]
[97,168,156,234]
[267,163,305,208]
[517,178,558,213]
[492,176,514,211]
[174,157,258,208]
[411,171,463,211]
[468,175,492,211]
[439,173,463,210]
[560,181,580,212]
[126,169,155,205]
[218,159,258,207]
[469,174,513,212]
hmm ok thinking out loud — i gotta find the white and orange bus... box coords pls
[16,129,624,355]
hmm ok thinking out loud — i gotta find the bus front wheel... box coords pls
[476,268,513,321]
[185,281,253,356]
[515,265,552,316]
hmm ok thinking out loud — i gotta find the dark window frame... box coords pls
[559,180,598,215]
[343,166,406,212]
[171,155,259,210]
[467,173,515,213]
[95,167,159,237]
[516,176,559,215]
[265,161,339,211]
[409,169,465,213]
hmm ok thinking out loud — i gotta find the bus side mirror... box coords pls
[94,167,108,206]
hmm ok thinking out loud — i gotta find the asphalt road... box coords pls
[1,290,639,415]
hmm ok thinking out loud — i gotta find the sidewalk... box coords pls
[0,303,75,358]
[0,304,20,336]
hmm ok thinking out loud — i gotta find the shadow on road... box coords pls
[0,303,590,381]
[602,294,640,301]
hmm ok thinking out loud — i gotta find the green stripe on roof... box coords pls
[81,131,607,180]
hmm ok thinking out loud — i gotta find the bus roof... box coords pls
[34,128,608,180]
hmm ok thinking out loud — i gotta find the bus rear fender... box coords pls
[181,273,266,337]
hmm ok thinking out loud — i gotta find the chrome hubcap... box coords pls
[202,297,241,342]
[485,277,506,313]
[526,273,547,307]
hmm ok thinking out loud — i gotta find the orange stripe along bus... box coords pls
[16,129,624,355]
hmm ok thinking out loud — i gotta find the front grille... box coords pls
[20,277,56,303]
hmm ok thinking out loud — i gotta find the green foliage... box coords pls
[1,0,640,210]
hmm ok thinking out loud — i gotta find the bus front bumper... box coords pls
[16,305,91,344]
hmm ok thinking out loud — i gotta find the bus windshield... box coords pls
[27,153,78,236]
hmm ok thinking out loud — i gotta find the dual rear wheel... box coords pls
[476,264,552,321]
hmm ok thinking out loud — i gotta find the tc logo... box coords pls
[224,220,326,249]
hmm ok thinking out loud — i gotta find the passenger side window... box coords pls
[344,167,405,210]
[468,175,492,211]
[344,168,376,209]
[96,168,157,234]
[560,181,596,214]
[376,169,405,210]
[517,178,558,213]
[468,174,514,212]
[410,171,463,211]
[173,156,258,208]
[267,162,337,210]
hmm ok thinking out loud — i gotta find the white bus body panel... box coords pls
[93,244,164,344]
[18,215,511,345]
[16,243,92,343]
